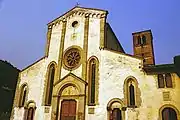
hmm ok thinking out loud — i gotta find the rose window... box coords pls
[64,48,81,70]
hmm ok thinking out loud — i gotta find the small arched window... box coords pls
[19,84,28,107]
[162,107,177,120]
[158,74,165,88]
[27,107,35,120]
[157,73,172,88]
[129,84,135,106]
[137,36,141,45]
[45,64,55,105]
[124,78,139,107]
[165,73,172,88]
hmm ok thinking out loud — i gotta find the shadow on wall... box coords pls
[174,55,180,77]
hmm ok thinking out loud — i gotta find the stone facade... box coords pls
[11,6,180,120]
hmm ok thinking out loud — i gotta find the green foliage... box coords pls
[0,60,19,119]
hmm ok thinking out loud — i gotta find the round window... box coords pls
[72,21,79,28]
[63,48,81,70]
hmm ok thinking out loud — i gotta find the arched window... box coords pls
[142,35,146,45]
[157,73,172,88]
[158,74,165,88]
[45,64,55,105]
[88,56,99,105]
[89,58,96,104]
[165,73,172,88]
[129,84,135,106]
[124,77,139,107]
[137,36,141,45]
[27,107,35,120]
[19,84,28,107]
[162,107,177,120]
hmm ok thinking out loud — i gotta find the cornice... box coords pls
[47,7,108,27]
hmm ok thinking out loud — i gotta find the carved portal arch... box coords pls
[56,81,85,120]
[58,83,80,96]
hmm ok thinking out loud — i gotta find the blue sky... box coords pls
[0,0,180,69]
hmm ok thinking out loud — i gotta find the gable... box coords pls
[47,6,108,26]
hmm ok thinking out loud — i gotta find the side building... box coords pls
[11,6,180,120]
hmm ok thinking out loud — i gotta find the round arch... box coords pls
[19,83,29,107]
[107,98,125,110]
[24,100,36,109]
[123,76,141,107]
[58,83,80,96]
[159,104,180,120]
[107,98,126,120]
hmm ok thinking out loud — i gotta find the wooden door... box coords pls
[60,100,76,120]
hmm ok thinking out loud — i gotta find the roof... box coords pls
[143,55,180,77]
[143,64,175,74]
[47,6,108,26]
[103,48,143,60]
[132,29,152,35]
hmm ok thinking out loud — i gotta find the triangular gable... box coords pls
[54,72,87,86]
[47,6,108,26]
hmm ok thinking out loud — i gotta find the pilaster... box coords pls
[45,25,52,57]
[82,15,89,81]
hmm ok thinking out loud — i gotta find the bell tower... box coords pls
[132,30,155,65]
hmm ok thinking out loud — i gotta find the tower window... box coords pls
[142,35,146,45]
[137,35,146,45]
[158,73,172,88]
[137,36,141,45]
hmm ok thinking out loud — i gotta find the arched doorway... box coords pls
[111,108,122,120]
[53,74,87,120]
[27,107,35,120]
[57,83,84,120]
[162,107,177,120]
[24,101,36,120]
[107,98,125,120]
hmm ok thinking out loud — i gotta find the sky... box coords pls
[0,0,180,70]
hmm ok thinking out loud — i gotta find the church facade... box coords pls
[11,6,180,120]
